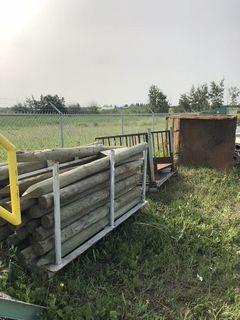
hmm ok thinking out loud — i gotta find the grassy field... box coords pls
[0,114,165,160]
[1,166,240,319]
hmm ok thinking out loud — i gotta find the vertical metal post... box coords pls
[59,115,64,148]
[120,109,124,135]
[152,112,155,131]
[52,161,62,266]
[49,101,64,148]
[147,128,155,183]
[142,148,148,202]
[149,107,154,132]
[109,150,115,227]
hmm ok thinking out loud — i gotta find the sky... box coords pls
[0,0,240,107]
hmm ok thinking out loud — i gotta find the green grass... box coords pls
[1,166,240,319]
[0,115,165,160]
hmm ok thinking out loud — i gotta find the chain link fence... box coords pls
[1,111,239,161]
[0,113,167,160]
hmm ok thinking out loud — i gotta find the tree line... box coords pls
[176,79,240,113]
[10,79,240,114]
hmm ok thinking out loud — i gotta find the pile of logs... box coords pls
[0,144,146,270]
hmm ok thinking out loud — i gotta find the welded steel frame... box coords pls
[46,146,148,273]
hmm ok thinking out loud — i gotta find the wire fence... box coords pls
[1,111,238,161]
[0,113,167,159]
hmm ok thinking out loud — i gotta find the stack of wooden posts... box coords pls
[0,144,146,270]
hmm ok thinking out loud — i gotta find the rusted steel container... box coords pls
[168,114,237,170]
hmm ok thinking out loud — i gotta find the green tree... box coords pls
[177,84,209,112]
[25,96,40,111]
[190,84,209,112]
[13,95,66,113]
[209,79,225,109]
[87,102,99,114]
[178,93,192,112]
[67,103,82,114]
[38,95,66,113]
[12,102,29,113]
[148,85,169,113]
[228,86,240,107]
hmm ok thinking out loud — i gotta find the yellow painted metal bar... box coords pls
[0,133,21,225]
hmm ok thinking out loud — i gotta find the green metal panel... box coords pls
[0,297,46,320]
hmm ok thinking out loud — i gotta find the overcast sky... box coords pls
[0,0,239,107]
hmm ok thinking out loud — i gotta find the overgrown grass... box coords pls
[1,166,240,319]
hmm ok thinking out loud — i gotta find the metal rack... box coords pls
[0,132,148,273]
[46,147,148,274]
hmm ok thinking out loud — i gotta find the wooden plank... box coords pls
[157,163,172,171]
[169,114,236,120]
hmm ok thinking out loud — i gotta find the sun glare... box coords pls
[0,0,46,39]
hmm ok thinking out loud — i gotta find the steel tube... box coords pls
[52,162,62,265]
[109,150,115,227]
[59,116,64,148]
[120,109,124,134]
[142,148,148,202]
[147,129,155,183]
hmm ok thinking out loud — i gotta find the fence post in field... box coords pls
[152,112,155,131]
[147,128,155,183]
[59,115,64,148]
[119,108,124,135]
[49,102,64,148]
[148,107,155,131]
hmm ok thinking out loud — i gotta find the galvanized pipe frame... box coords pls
[52,161,62,266]
[142,148,148,202]
[109,150,115,227]
[48,146,148,273]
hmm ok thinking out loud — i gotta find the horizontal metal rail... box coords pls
[96,132,148,139]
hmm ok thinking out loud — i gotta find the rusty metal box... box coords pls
[169,115,237,170]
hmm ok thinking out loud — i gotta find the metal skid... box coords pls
[95,128,175,189]
[46,147,148,273]
[0,296,46,320]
